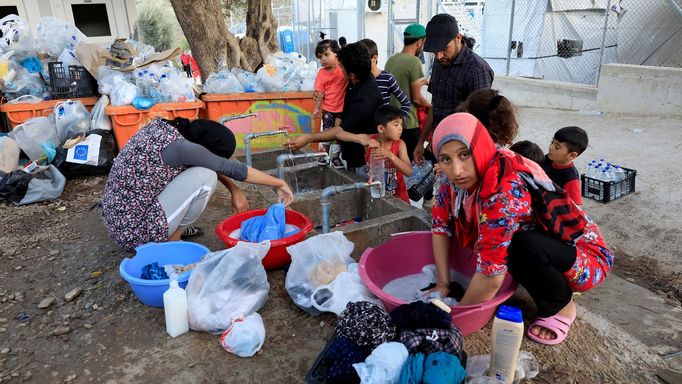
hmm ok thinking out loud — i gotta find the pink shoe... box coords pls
[526,311,576,345]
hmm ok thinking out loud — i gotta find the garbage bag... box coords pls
[110,82,138,106]
[51,99,90,145]
[240,203,299,242]
[36,16,83,58]
[311,264,384,315]
[8,116,59,161]
[232,68,265,93]
[159,68,195,102]
[219,312,266,357]
[96,66,130,95]
[90,95,111,131]
[3,66,44,98]
[0,165,65,205]
[203,70,243,94]
[0,136,20,173]
[186,241,271,333]
[0,15,36,58]
[285,232,355,315]
[53,129,116,178]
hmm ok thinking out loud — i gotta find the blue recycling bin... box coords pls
[279,29,295,53]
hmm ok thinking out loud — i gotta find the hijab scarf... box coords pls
[165,117,237,159]
[432,113,554,248]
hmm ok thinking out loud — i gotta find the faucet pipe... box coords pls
[219,113,257,125]
[320,181,381,234]
[243,129,289,167]
[275,152,328,179]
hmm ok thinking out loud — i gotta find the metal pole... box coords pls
[504,0,516,76]
[596,0,611,86]
[307,0,312,59]
[357,0,364,40]
[387,0,394,57]
[665,0,682,17]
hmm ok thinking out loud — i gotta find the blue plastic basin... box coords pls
[119,241,210,308]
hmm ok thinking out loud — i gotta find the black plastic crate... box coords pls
[581,167,636,203]
[48,62,96,99]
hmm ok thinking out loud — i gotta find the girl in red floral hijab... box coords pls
[429,113,613,345]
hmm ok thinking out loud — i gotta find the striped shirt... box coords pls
[376,70,411,117]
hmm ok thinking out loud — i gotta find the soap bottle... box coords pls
[489,305,524,384]
[163,273,189,337]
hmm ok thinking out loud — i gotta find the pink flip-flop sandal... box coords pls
[526,311,576,345]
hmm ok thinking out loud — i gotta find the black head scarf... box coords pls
[165,117,237,159]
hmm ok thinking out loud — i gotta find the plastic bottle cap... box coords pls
[496,305,522,323]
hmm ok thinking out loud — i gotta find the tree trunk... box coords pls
[246,1,279,64]
[171,0,277,77]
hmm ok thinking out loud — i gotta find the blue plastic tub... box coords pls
[119,241,210,308]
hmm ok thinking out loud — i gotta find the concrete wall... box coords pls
[493,75,598,111]
[493,64,682,116]
[596,64,682,117]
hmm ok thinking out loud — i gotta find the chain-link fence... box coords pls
[272,0,681,86]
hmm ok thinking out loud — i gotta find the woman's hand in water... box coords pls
[425,282,450,299]
[276,182,295,207]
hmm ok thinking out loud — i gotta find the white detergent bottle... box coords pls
[489,305,524,384]
[163,273,189,337]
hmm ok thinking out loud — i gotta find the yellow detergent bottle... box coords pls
[489,305,524,384]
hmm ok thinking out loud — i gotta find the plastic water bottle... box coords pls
[148,73,161,101]
[613,165,626,182]
[158,73,172,103]
[135,70,149,98]
[163,273,189,338]
[369,156,386,198]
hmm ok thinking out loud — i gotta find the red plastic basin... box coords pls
[359,231,517,336]
[215,208,313,270]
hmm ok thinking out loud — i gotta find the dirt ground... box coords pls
[0,107,680,383]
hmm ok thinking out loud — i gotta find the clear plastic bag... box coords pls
[3,66,44,98]
[0,15,36,58]
[51,99,90,144]
[96,66,130,95]
[219,312,266,357]
[285,232,355,315]
[8,117,59,161]
[311,264,384,315]
[186,241,271,333]
[204,70,244,94]
[90,95,111,131]
[36,17,83,58]
[231,68,265,93]
[110,82,138,106]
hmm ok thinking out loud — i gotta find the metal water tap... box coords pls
[275,152,329,179]
[320,181,381,234]
[243,129,289,167]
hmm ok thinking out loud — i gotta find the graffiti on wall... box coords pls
[221,100,318,149]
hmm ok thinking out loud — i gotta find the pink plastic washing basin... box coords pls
[359,231,517,336]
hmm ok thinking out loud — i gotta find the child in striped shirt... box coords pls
[360,38,411,117]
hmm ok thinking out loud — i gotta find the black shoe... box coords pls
[181,225,204,239]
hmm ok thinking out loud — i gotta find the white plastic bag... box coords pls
[0,15,36,58]
[466,352,539,384]
[186,241,271,333]
[110,82,138,106]
[0,136,20,172]
[90,96,111,131]
[36,17,83,58]
[203,70,244,94]
[96,66,130,95]
[285,232,355,315]
[219,312,266,357]
[66,133,101,165]
[311,264,384,315]
[8,117,59,161]
[52,99,90,144]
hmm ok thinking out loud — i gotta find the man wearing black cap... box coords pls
[385,23,432,162]
[414,13,493,166]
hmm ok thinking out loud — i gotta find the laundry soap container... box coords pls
[163,273,189,337]
[490,305,524,383]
